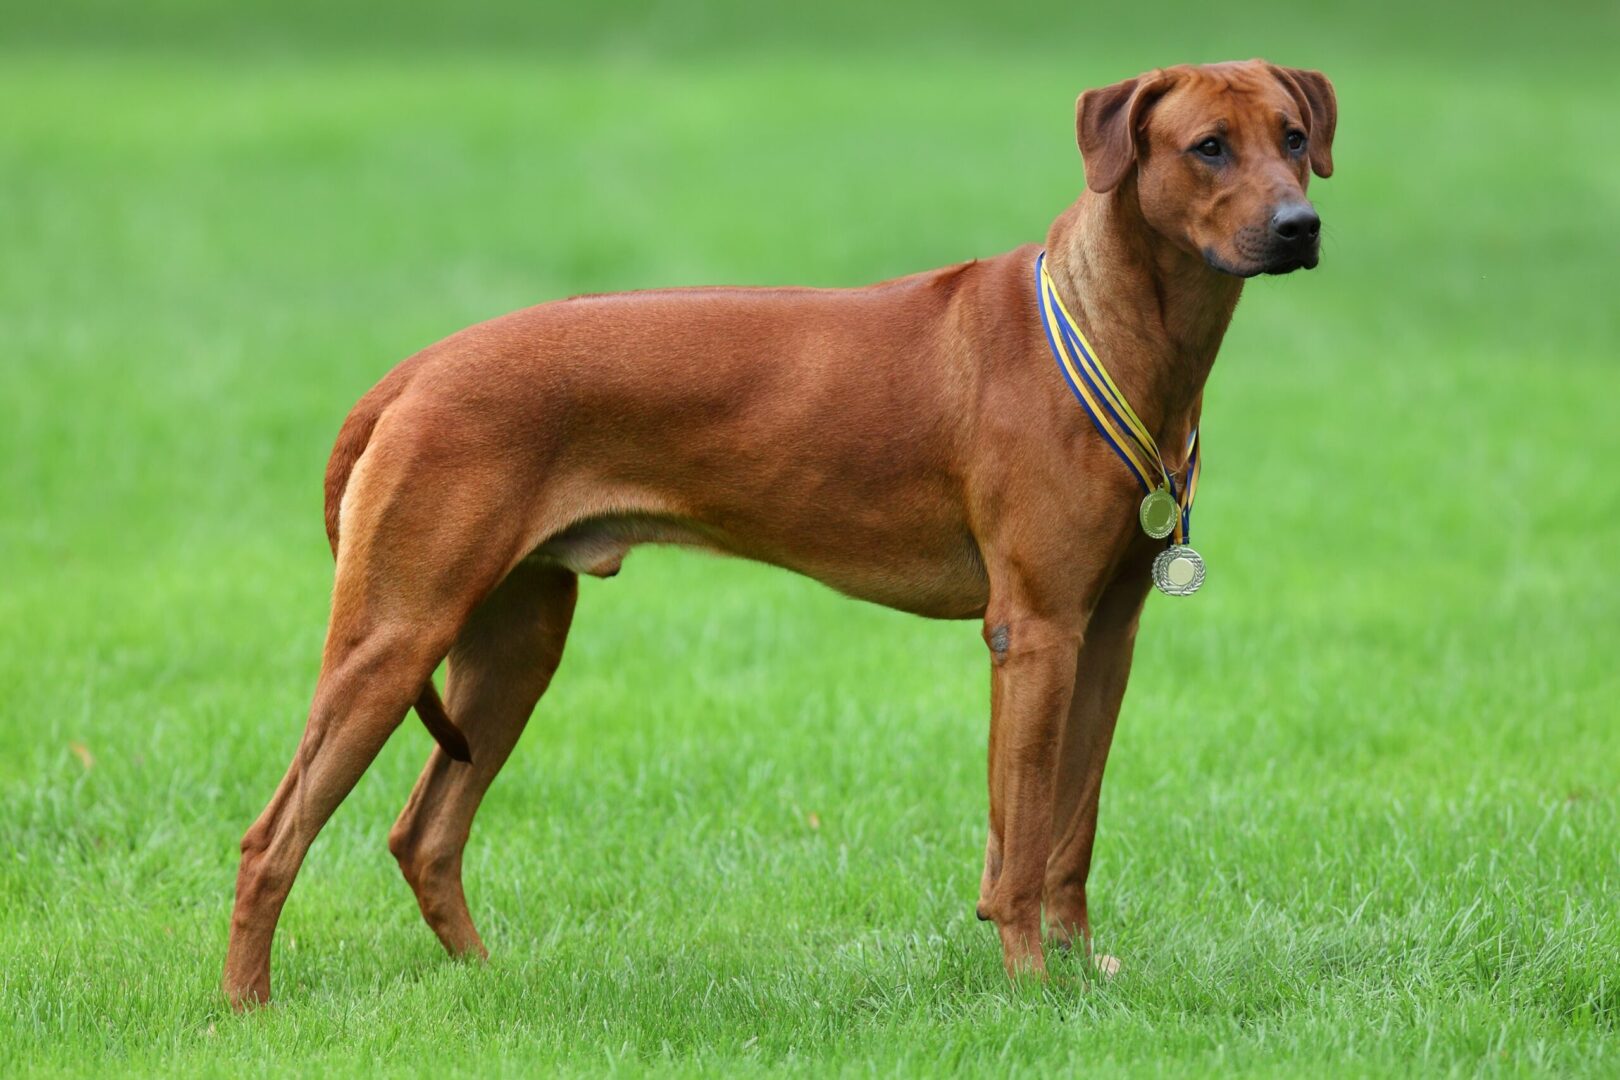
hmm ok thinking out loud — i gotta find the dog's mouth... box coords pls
[1260,250,1319,275]
[1203,246,1319,278]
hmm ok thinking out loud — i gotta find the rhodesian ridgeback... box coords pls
[224,58,1336,1006]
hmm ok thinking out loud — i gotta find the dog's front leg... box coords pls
[1044,570,1152,955]
[977,610,1084,978]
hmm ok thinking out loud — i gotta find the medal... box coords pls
[1139,486,1177,539]
[1036,253,1210,599]
[1152,544,1205,596]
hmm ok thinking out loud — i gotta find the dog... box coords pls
[223,58,1335,1006]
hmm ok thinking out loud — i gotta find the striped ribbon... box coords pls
[1035,251,1201,544]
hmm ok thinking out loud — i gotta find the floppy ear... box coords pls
[1270,65,1337,178]
[1075,72,1171,193]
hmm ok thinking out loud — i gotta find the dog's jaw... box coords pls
[1202,245,1319,278]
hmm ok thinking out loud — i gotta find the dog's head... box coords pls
[1076,60,1336,277]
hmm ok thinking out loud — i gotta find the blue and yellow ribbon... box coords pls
[1035,251,1200,544]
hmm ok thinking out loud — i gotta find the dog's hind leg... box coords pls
[222,435,533,1009]
[388,560,577,957]
[222,599,466,1009]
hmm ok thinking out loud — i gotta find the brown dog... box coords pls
[223,59,1335,1006]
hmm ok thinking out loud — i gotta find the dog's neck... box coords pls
[1042,181,1243,469]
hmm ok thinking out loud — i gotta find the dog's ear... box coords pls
[1269,65,1337,178]
[1075,72,1171,193]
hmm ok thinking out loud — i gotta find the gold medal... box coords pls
[1139,486,1178,539]
[1152,544,1204,596]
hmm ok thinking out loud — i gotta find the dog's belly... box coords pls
[532,510,990,620]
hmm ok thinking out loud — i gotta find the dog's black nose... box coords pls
[1270,203,1321,244]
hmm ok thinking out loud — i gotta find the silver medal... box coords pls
[1152,544,1205,596]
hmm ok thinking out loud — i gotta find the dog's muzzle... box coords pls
[1262,202,1321,274]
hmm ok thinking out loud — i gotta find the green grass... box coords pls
[3,2,1618,1075]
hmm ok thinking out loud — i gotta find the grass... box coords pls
[2,2,1618,1075]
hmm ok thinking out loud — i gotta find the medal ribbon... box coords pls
[1035,251,1200,543]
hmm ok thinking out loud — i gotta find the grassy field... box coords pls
[2,2,1617,1075]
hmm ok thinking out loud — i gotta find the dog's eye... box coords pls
[1194,138,1223,158]
[1285,130,1307,153]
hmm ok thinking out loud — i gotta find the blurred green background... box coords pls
[2,1,1616,1075]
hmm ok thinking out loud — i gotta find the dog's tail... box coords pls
[323,375,474,764]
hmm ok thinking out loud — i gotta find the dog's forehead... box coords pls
[1152,64,1298,133]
